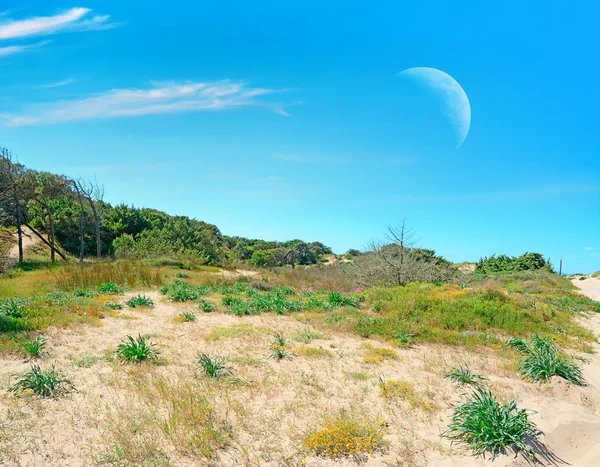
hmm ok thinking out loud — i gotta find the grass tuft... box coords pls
[445,387,541,459]
[179,311,197,322]
[20,335,48,360]
[445,364,488,387]
[197,354,232,379]
[506,335,584,385]
[116,335,159,363]
[9,364,73,398]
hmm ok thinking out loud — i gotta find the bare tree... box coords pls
[77,178,104,260]
[0,147,24,262]
[71,179,86,262]
[345,219,456,287]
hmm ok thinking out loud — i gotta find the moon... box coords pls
[399,67,471,147]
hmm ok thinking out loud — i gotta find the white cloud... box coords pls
[584,246,595,251]
[0,39,50,56]
[2,80,288,126]
[39,78,75,89]
[274,153,313,163]
[0,7,115,40]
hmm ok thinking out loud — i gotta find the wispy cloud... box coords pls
[0,39,50,56]
[38,78,75,89]
[584,246,599,257]
[0,7,116,40]
[2,80,289,126]
[274,153,313,163]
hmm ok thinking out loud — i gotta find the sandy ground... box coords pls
[7,227,39,259]
[0,281,599,466]
[572,277,600,302]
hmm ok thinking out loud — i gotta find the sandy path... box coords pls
[572,277,600,302]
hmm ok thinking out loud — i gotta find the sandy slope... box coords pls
[573,277,600,302]
[8,226,39,259]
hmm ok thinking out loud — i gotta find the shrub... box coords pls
[197,354,232,379]
[175,271,189,278]
[304,412,388,458]
[167,280,198,302]
[106,301,123,310]
[445,387,540,459]
[327,292,358,308]
[506,335,584,385]
[116,335,159,363]
[179,311,196,322]
[445,364,488,387]
[9,365,73,398]
[199,299,217,312]
[393,331,414,347]
[98,282,125,294]
[475,252,552,274]
[125,295,155,308]
[20,335,48,359]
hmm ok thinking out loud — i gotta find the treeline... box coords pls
[0,147,331,266]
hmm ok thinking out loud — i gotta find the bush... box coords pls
[106,301,123,310]
[304,412,388,458]
[125,295,155,308]
[475,253,552,274]
[445,387,540,459]
[73,289,95,298]
[163,280,199,302]
[9,365,73,398]
[116,335,159,362]
[506,335,584,385]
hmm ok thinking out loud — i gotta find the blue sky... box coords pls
[0,1,598,272]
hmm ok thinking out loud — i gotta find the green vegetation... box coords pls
[446,387,540,459]
[9,365,73,398]
[98,282,125,294]
[179,311,197,322]
[198,299,217,312]
[197,354,232,379]
[20,335,48,359]
[475,252,552,274]
[125,295,155,308]
[506,335,584,385]
[269,334,292,360]
[445,364,488,387]
[116,335,160,363]
[160,279,201,302]
[105,301,123,310]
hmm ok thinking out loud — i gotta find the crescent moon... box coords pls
[399,67,471,147]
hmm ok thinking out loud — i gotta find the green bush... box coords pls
[20,335,48,359]
[475,253,552,274]
[199,300,217,312]
[444,364,488,387]
[197,354,232,379]
[125,295,155,308]
[98,282,125,294]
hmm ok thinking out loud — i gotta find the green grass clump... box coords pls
[0,297,29,318]
[175,271,189,278]
[197,354,232,379]
[106,301,123,310]
[98,282,125,294]
[506,335,584,385]
[199,299,217,312]
[179,311,197,322]
[446,387,540,459]
[116,335,159,363]
[9,365,73,398]
[269,334,292,361]
[73,289,95,298]
[125,295,155,308]
[291,330,327,343]
[20,335,48,360]
[445,364,488,387]
[74,355,106,368]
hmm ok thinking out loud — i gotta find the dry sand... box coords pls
[0,280,599,466]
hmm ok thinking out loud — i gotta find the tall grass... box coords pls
[54,261,163,291]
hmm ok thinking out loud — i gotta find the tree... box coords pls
[77,179,104,260]
[345,220,455,286]
[0,148,25,262]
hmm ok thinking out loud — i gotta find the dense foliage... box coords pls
[475,252,552,274]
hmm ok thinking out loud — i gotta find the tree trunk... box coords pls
[42,200,56,262]
[16,212,23,262]
[23,221,68,261]
[72,181,85,262]
[86,196,101,261]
